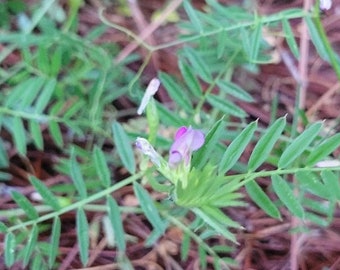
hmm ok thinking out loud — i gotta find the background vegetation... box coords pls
[1,0,340,269]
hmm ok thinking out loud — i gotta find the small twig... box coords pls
[307,82,340,116]
[128,0,160,71]
[114,0,184,63]
[59,243,79,270]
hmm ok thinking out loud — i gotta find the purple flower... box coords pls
[169,126,205,167]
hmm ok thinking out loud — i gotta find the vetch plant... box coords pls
[1,1,340,269]
[137,125,205,189]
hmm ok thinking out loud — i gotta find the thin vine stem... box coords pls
[6,170,149,232]
[226,165,340,184]
[99,7,308,53]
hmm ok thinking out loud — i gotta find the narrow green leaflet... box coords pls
[305,16,328,61]
[37,45,50,73]
[29,175,60,211]
[93,146,111,188]
[34,78,57,113]
[4,77,44,108]
[282,18,299,59]
[304,212,329,227]
[133,182,166,234]
[70,149,87,199]
[112,122,135,174]
[193,208,237,243]
[271,175,304,219]
[0,138,9,168]
[206,94,246,118]
[199,245,207,270]
[11,191,39,220]
[48,121,63,147]
[4,232,16,267]
[219,121,257,174]
[217,30,228,59]
[107,197,126,252]
[295,171,329,199]
[250,21,262,62]
[12,116,26,155]
[248,116,286,171]
[217,80,254,102]
[31,254,43,270]
[49,216,61,269]
[306,133,340,166]
[29,120,44,150]
[278,122,322,168]
[321,170,340,200]
[192,117,225,168]
[76,208,89,266]
[182,47,212,83]
[23,225,39,267]
[245,180,281,219]
[181,232,190,261]
[201,205,241,229]
[241,27,251,59]
[302,197,332,216]
[183,0,202,32]
[158,72,192,112]
[50,46,63,76]
[178,60,202,98]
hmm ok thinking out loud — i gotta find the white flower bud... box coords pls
[135,137,161,167]
[137,78,160,115]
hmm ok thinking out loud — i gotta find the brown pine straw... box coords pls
[114,0,184,64]
[307,82,340,116]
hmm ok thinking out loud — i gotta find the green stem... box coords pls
[0,205,142,219]
[225,166,340,189]
[6,170,147,232]
[100,7,307,53]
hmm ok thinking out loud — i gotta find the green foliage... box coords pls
[219,120,257,174]
[245,180,281,219]
[248,116,286,171]
[107,197,126,252]
[1,1,340,269]
[133,182,167,235]
[48,217,61,268]
[278,122,322,168]
[11,191,39,220]
[272,175,305,219]
[29,175,60,211]
[76,207,89,266]
[112,121,136,174]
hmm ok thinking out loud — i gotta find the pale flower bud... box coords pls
[135,137,161,167]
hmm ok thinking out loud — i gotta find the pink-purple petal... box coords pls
[174,126,188,140]
[168,126,205,166]
[169,151,182,165]
[189,130,205,151]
